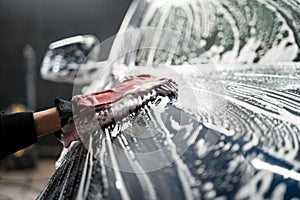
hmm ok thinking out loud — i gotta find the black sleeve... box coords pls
[0,112,37,160]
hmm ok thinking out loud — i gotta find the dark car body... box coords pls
[38,0,300,199]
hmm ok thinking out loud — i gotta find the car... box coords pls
[38,0,300,199]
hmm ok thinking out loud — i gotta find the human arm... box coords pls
[0,103,72,160]
[33,107,61,137]
[0,112,38,160]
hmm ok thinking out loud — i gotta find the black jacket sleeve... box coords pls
[0,112,37,160]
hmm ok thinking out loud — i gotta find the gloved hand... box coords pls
[53,98,79,148]
[54,98,73,127]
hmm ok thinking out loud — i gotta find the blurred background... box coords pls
[0,0,132,156]
[0,0,131,198]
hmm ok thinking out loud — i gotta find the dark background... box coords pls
[0,0,132,155]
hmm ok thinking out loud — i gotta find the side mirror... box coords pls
[40,35,101,84]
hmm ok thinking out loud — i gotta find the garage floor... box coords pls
[0,159,56,200]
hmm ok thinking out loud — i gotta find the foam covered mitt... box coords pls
[55,74,177,148]
[72,74,177,128]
